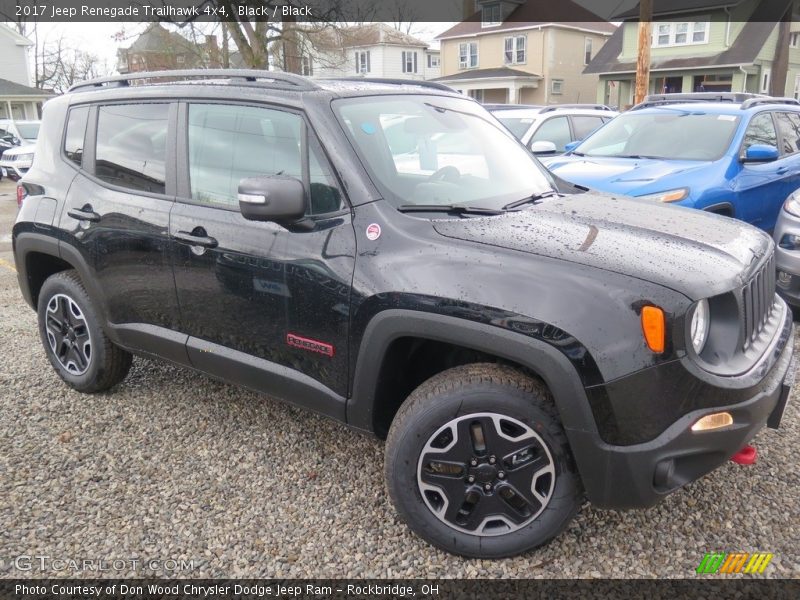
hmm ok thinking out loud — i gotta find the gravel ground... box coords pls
[0,187,798,578]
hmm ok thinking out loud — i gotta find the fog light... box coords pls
[691,412,733,432]
[779,234,800,250]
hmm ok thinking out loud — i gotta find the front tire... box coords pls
[385,363,583,558]
[37,270,132,393]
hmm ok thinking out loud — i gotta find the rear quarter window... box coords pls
[64,106,90,167]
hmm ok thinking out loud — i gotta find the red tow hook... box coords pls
[731,445,757,465]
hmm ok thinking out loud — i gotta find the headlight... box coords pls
[636,188,689,203]
[784,192,800,218]
[16,153,34,161]
[690,299,710,354]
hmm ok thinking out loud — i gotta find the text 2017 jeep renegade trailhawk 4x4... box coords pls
[13,71,796,558]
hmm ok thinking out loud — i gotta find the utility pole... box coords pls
[634,0,653,104]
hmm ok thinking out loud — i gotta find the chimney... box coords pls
[205,34,220,68]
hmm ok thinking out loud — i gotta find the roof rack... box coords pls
[484,104,543,111]
[539,103,614,113]
[632,92,767,110]
[68,69,320,93]
[326,77,455,92]
[741,97,800,109]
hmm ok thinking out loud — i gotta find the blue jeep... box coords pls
[543,93,800,232]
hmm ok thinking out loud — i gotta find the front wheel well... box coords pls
[24,251,74,307]
[371,337,547,438]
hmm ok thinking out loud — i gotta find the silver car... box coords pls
[773,191,800,306]
[487,104,617,156]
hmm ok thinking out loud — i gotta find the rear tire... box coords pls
[37,270,132,393]
[385,363,583,558]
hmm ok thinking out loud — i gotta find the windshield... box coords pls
[16,123,40,141]
[575,110,740,161]
[333,95,554,210]
[495,116,534,140]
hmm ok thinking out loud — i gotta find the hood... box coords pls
[542,155,712,196]
[2,142,36,157]
[433,192,772,300]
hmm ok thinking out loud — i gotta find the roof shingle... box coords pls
[0,78,53,97]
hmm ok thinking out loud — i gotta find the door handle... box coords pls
[174,229,218,249]
[67,206,101,222]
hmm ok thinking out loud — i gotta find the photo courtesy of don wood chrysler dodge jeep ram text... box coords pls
[12,70,796,558]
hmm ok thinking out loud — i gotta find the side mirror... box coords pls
[530,140,558,155]
[238,175,305,225]
[564,140,581,153]
[743,144,779,163]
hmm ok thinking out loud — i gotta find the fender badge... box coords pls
[286,333,335,358]
[366,223,382,241]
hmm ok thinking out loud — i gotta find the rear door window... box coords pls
[775,111,800,155]
[95,104,169,194]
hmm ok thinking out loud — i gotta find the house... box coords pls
[294,23,441,80]
[586,0,800,108]
[117,23,220,74]
[434,1,617,104]
[0,23,54,119]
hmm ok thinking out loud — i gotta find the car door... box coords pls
[734,111,786,229]
[60,102,184,359]
[168,101,355,415]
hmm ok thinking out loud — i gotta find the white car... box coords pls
[0,142,36,181]
[0,120,40,181]
[486,104,617,156]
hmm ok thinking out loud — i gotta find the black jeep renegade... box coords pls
[13,70,795,558]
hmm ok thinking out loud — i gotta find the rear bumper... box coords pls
[577,306,795,510]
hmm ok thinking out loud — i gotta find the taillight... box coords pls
[16,184,27,208]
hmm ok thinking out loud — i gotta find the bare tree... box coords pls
[149,0,360,73]
[37,35,108,93]
[390,0,422,36]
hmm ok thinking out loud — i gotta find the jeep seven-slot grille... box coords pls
[741,252,776,350]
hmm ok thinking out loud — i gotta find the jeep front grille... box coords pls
[741,252,776,350]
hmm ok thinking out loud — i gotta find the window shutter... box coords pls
[355,52,359,73]
[367,51,371,73]
[413,52,417,73]
[402,51,406,72]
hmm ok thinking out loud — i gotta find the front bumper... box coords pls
[773,207,800,306]
[577,303,795,510]
[0,162,29,181]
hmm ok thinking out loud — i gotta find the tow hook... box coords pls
[730,445,757,465]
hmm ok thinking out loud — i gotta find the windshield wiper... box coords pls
[397,204,506,216]
[616,154,662,160]
[502,190,561,211]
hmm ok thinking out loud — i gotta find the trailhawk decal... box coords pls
[286,333,335,358]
